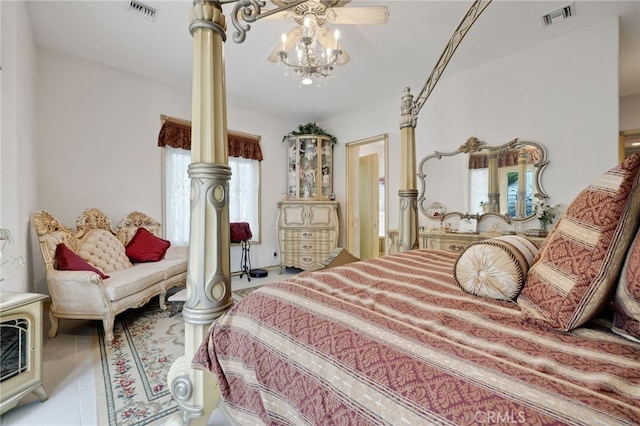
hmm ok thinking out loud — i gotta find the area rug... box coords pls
[231,285,262,303]
[93,288,260,426]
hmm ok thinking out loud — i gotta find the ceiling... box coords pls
[27,1,640,124]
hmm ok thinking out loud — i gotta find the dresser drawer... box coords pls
[428,238,471,252]
[280,253,323,270]
[282,229,335,241]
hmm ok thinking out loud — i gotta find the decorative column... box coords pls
[487,149,500,213]
[167,2,232,425]
[516,148,527,218]
[398,87,419,253]
[395,1,493,253]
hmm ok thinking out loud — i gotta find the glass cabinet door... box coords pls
[321,138,332,198]
[287,135,332,200]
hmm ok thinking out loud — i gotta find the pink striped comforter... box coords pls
[194,249,640,425]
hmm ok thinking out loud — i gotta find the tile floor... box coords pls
[1,268,298,426]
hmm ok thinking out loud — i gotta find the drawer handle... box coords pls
[302,257,312,262]
[302,244,313,249]
[449,245,465,252]
[302,232,313,237]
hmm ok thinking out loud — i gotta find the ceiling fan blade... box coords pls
[267,27,303,63]
[260,9,295,21]
[327,6,390,25]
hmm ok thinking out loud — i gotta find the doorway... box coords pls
[619,129,640,162]
[346,134,388,260]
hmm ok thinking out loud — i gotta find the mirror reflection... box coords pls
[418,137,549,224]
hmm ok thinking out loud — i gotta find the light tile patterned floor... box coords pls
[0,268,298,426]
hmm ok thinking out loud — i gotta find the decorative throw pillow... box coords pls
[518,154,640,331]
[55,243,110,279]
[125,227,171,263]
[77,229,132,273]
[612,226,640,342]
[454,235,539,301]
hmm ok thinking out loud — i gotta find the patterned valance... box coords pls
[469,146,540,170]
[157,117,263,161]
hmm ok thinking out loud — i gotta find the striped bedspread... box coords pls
[194,249,640,425]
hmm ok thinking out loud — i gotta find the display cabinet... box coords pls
[287,134,333,200]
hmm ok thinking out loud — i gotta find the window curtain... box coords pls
[468,146,540,170]
[229,157,259,234]
[164,146,191,246]
[157,117,263,161]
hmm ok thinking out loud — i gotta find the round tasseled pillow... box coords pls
[454,235,539,301]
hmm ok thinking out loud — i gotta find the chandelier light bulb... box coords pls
[302,77,313,86]
[281,33,287,52]
[334,29,340,49]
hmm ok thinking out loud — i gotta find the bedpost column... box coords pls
[167,1,231,425]
[487,149,500,213]
[516,148,527,218]
[398,87,419,252]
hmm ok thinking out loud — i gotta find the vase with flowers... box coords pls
[534,200,560,231]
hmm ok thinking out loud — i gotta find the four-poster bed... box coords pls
[167,1,640,425]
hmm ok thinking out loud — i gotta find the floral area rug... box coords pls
[93,289,260,426]
[231,285,262,303]
[93,302,182,426]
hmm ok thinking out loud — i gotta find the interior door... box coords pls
[359,153,380,260]
[346,135,388,260]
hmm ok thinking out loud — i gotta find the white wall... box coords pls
[33,48,291,294]
[1,1,38,293]
[325,16,621,236]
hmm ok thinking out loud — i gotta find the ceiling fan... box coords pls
[266,0,390,64]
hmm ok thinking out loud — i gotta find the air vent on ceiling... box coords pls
[541,3,575,26]
[129,0,158,22]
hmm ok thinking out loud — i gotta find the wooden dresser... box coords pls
[387,230,546,254]
[421,231,547,252]
[277,201,339,271]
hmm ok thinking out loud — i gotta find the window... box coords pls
[158,117,263,246]
[163,147,261,245]
[164,146,191,245]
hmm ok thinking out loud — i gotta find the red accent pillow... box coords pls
[125,227,171,263]
[55,243,110,279]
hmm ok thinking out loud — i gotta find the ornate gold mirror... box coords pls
[417,137,549,224]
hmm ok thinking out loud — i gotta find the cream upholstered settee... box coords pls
[33,208,187,343]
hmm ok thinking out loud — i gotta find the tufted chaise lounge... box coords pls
[33,208,187,344]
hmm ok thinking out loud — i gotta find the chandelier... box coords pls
[276,14,349,86]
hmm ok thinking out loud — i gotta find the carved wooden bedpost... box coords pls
[398,88,419,252]
[395,0,492,253]
[167,1,232,424]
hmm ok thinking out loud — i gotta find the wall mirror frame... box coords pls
[417,136,549,225]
